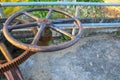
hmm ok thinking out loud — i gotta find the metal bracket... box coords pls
[0,5,5,18]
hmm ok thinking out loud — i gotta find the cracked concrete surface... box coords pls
[19,34,120,80]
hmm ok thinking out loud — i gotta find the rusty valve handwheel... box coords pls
[3,8,82,52]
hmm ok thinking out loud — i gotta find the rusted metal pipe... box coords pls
[38,27,52,46]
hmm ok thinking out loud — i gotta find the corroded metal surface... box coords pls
[0,42,24,80]
[0,8,82,80]
[3,8,82,52]
[0,18,30,79]
[0,50,32,74]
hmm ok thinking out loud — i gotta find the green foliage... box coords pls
[2,0,28,17]
[115,31,120,38]
[63,35,71,40]
[28,0,57,2]
[76,0,103,2]
[59,35,71,42]
[18,39,26,42]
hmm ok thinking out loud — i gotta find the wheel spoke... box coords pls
[46,9,53,19]
[8,22,38,30]
[50,24,75,39]
[32,24,46,45]
[23,11,39,21]
[12,21,20,26]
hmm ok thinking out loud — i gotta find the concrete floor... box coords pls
[20,34,120,80]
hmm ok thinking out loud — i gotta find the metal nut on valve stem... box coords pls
[38,27,52,46]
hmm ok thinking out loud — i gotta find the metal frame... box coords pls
[0,2,120,28]
[0,2,120,6]
[0,8,5,18]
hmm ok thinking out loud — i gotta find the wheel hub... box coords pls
[37,18,51,24]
